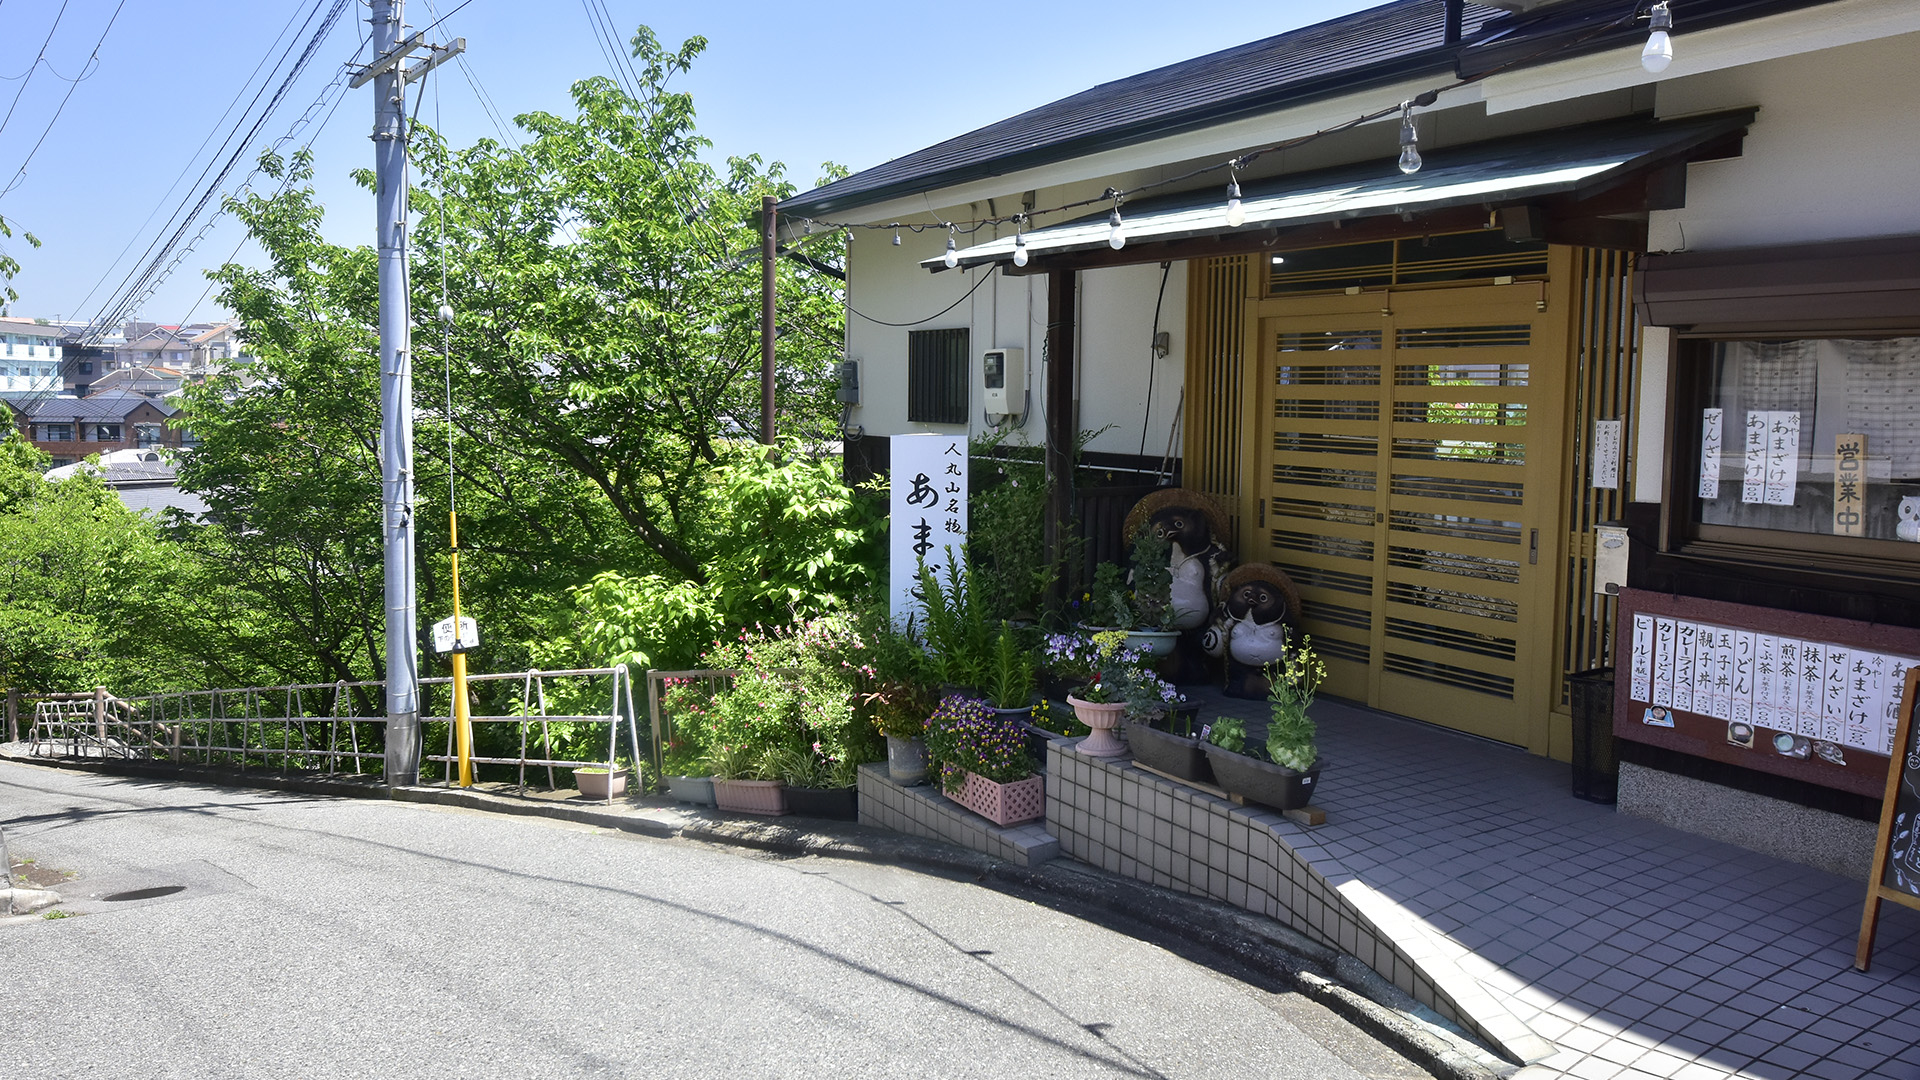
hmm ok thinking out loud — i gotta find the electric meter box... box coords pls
[981,348,1025,415]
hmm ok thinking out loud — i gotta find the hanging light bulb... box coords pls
[1641,1,1674,73]
[942,226,959,269]
[1012,215,1029,267]
[1397,103,1423,175]
[891,228,901,246]
[1225,161,1246,228]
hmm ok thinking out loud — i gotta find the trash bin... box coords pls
[1567,668,1617,804]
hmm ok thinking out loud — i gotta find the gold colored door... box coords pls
[1247,272,1572,748]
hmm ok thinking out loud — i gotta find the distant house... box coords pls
[0,318,64,397]
[88,364,188,400]
[11,391,185,468]
[43,447,208,520]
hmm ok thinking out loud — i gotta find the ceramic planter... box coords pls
[949,770,1045,826]
[573,766,627,800]
[664,774,715,806]
[1123,629,1180,657]
[1128,723,1214,784]
[1066,695,1129,758]
[785,785,858,821]
[1202,745,1321,811]
[712,777,788,815]
[886,734,929,785]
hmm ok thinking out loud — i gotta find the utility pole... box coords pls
[355,0,461,786]
[760,194,777,445]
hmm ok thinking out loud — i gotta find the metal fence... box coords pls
[22,669,643,802]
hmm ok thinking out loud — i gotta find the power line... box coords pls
[0,0,125,201]
[0,0,73,137]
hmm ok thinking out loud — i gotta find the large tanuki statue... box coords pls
[1203,564,1303,698]
[1123,488,1233,683]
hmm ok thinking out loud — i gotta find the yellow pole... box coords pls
[451,510,473,787]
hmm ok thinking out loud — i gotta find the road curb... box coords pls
[1,754,1505,1078]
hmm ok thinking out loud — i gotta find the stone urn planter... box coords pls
[949,770,1045,826]
[1123,629,1180,657]
[1202,745,1321,811]
[886,735,929,785]
[711,777,788,816]
[1128,723,1214,784]
[1066,695,1129,758]
[664,774,715,806]
[573,766,627,800]
[784,785,858,821]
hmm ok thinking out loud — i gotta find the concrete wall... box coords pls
[1625,30,1920,502]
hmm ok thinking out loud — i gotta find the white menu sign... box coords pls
[888,433,968,629]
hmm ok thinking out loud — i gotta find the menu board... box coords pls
[1616,589,1920,799]
[1856,668,1920,972]
[1626,611,1912,757]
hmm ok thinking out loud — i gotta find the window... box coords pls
[907,327,970,425]
[79,360,94,374]
[95,423,122,442]
[1269,231,1548,295]
[135,423,163,448]
[1679,335,1920,566]
[40,423,73,442]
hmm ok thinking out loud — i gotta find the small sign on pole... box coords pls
[431,616,478,654]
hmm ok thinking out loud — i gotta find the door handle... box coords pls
[1258,498,1266,528]
[1529,528,1538,565]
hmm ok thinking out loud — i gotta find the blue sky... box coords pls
[0,0,1380,327]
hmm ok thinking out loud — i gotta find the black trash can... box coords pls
[1567,668,1617,804]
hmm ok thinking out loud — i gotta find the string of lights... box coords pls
[796,1,1673,251]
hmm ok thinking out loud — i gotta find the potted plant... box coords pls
[854,604,939,785]
[924,694,1043,826]
[1084,530,1185,657]
[916,548,996,694]
[708,742,788,816]
[765,744,859,820]
[1117,669,1213,785]
[1066,676,1130,759]
[572,764,628,800]
[659,736,715,806]
[1203,631,1325,811]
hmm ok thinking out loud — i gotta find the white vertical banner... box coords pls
[1698,623,1722,716]
[1672,622,1697,714]
[1764,411,1801,506]
[1887,657,1914,755]
[1741,410,1769,504]
[1753,634,1778,729]
[1820,645,1849,744]
[1865,653,1893,755]
[888,433,969,629]
[1652,617,1676,708]
[1731,630,1755,725]
[1699,408,1723,499]
[1798,639,1824,738]
[1710,628,1735,720]
[1630,613,1655,703]
[1774,638,1799,731]
[1592,419,1622,490]
[1845,652,1875,751]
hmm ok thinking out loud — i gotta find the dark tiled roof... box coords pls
[782,0,1840,219]
[25,392,175,420]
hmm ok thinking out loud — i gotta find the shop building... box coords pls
[781,0,1920,861]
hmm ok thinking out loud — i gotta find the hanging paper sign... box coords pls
[888,433,969,629]
[1592,419,1622,490]
[1754,634,1778,729]
[431,615,478,654]
[1652,617,1676,708]
[1671,621,1697,714]
[1741,411,1769,504]
[1834,433,1867,536]
[1765,411,1801,506]
[1710,627,1736,720]
[1630,614,1654,704]
[1699,408,1723,499]
[1822,645,1850,744]
[1732,631,1755,725]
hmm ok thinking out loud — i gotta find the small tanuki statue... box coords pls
[1123,488,1234,683]
[1203,564,1304,698]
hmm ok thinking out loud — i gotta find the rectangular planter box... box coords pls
[951,770,1045,826]
[785,785,858,820]
[1127,723,1214,785]
[665,774,715,806]
[1203,745,1320,811]
[712,777,788,816]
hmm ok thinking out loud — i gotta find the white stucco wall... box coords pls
[1626,30,1920,501]
[843,208,1189,459]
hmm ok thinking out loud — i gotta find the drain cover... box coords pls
[100,885,186,902]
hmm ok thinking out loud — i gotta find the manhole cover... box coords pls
[100,885,186,902]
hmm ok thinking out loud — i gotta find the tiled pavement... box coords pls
[1189,688,1920,1080]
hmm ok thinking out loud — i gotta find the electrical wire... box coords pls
[0,0,72,136]
[0,0,126,200]
[846,264,996,327]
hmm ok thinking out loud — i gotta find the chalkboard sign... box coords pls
[1855,667,1920,971]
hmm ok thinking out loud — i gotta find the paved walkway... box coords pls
[1194,688,1920,1080]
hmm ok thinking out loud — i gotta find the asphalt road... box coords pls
[1,761,1430,1080]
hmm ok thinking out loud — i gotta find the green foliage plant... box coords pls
[923,694,1032,795]
[1264,631,1325,772]
[1084,530,1175,632]
[983,621,1037,711]
[1205,714,1247,755]
[915,547,994,689]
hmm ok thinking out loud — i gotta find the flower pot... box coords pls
[949,770,1045,826]
[784,785,858,821]
[1019,720,1068,771]
[712,777,787,815]
[573,766,627,800]
[1202,745,1321,811]
[1066,695,1129,758]
[1123,629,1180,657]
[1128,723,1214,784]
[886,735,928,785]
[664,774,715,806]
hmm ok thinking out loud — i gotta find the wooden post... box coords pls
[1044,269,1078,610]
[93,686,108,748]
